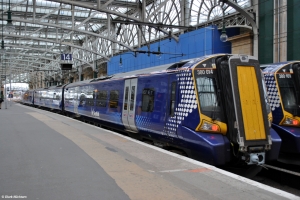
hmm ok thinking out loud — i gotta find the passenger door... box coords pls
[165,77,179,138]
[73,87,79,115]
[122,78,138,132]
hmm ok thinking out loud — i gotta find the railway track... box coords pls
[255,162,300,197]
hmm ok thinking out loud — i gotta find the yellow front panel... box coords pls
[237,66,266,140]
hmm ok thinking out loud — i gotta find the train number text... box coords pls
[278,74,292,78]
[197,69,213,75]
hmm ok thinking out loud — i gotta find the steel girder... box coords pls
[0,0,253,83]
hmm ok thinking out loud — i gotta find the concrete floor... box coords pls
[0,102,298,200]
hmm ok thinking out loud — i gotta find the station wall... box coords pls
[107,26,233,75]
[287,0,300,61]
[258,0,274,64]
[259,0,300,63]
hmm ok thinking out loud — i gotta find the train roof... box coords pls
[110,61,189,79]
[111,63,172,79]
[261,61,300,73]
[64,54,228,88]
[47,84,68,90]
[65,79,94,88]
[34,88,47,91]
[30,83,69,92]
[65,60,192,88]
[93,54,226,81]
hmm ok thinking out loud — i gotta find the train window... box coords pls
[79,94,86,106]
[65,88,75,108]
[196,77,221,112]
[130,86,136,111]
[96,90,107,107]
[84,90,94,106]
[85,98,94,106]
[124,87,129,110]
[142,88,155,112]
[109,90,119,108]
[170,82,176,116]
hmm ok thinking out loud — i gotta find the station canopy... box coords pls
[0,0,251,82]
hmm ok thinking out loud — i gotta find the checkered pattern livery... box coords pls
[163,69,198,136]
[136,115,152,131]
[264,73,281,111]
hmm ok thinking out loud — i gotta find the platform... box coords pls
[0,102,299,200]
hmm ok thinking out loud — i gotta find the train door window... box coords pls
[124,87,129,110]
[68,88,74,100]
[130,86,136,111]
[85,90,94,106]
[55,92,60,100]
[79,94,86,106]
[170,82,176,116]
[142,88,155,112]
[109,90,119,108]
[96,90,107,107]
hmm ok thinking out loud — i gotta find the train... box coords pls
[261,61,300,165]
[22,54,282,173]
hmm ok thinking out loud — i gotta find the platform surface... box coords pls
[0,102,299,200]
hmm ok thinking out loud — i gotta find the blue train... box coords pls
[262,61,300,165]
[22,54,281,171]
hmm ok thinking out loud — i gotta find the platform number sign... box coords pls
[61,54,72,61]
[60,54,73,70]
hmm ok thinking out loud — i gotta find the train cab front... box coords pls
[192,54,279,168]
[262,61,300,162]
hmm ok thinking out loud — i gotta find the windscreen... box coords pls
[193,57,226,122]
[196,77,220,112]
[195,75,224,121]
[277,73,298,114]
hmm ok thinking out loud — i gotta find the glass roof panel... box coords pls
[1,0,254,80]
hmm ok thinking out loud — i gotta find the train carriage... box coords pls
[262,61,300,164]
[33,88,48,108]
[47,85,67,112]
[22,89,35,105]
[63,54,281,168]
[64,79,97,117]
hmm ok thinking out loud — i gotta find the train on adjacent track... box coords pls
[22,54,282,173]
[261,61,300,165]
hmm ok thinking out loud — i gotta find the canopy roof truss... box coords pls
[0,0,252,83]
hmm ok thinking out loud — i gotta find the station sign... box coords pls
[60,54,73,70]
[61,54,72,61]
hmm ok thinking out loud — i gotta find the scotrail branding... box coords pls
[91,108,100,117]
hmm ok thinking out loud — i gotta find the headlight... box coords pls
[283,117,299,126]
[200,121,220,132]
